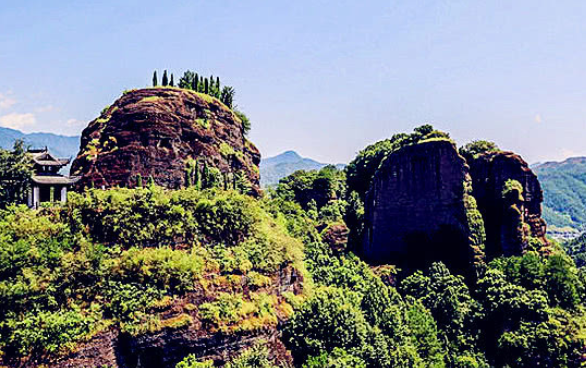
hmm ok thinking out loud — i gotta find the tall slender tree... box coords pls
[204,78,209,94]
[152,71,158,87]
[192,73,199,91]
[202,161,209,189]
[170,73,174,87]
[209,75,217,97]
[194,160,201,190]
[162,70,169,86]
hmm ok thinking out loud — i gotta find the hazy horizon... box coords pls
[2,1,586,164]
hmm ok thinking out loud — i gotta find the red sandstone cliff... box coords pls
[70,88,261,195]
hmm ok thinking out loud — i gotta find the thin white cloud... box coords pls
[0,93,17,110]
[534,114,542,124]
[66,118,85,127]
[0,113,36,130]
[35,105,56,113]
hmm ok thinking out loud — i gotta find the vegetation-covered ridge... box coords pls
[267,125,586,368]
[0,186,306,367]
[0,124,585,368]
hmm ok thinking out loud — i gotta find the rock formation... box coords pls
[361,138,548,274]
[468,151,547,257]
[362,139,485,275]
[71,88,261,195]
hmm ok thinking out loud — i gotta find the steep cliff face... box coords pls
[468,151,547,257]
[38,265,302,368]
[362,140,485,275]
[71,88,261,195]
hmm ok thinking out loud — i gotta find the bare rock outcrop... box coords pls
[468,151,547,257]
[71,87,261,195]
[362,139,485,275]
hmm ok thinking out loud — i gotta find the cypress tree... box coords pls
[137,174,143,188]
[199,77,204,92]
[162,70,169,86]
[192,73,199,91]
[152,71,158,87]
[170,73,174,87]
[216,77,220,92]
[209,75,216,97]
[186,167,193,187]
[194,161,201,190]
[204,78,209,94]
[201,161,207,189]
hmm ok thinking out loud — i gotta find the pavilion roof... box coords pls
[30,149,70,166]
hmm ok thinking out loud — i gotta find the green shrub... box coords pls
[176,355,214,368]
[226,344,277,368]
[1,305,101,356]
[283,286,368,362]
[111,247,205,293]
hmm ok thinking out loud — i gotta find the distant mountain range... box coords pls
[533,157,586,233]
[0,127,80,173]
[0,127,80,159]
[260,151,345,187]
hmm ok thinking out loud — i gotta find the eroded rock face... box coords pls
[321,223,350,252]
[38,265,303,368]
[362,140,484,274]
[71,88,261,195]
[468,151,547,257]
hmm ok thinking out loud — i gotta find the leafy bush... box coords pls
[176,355,214,368]
[226,344,278,368]
[283,286,368,362]
[1,305,101,357]
[304,348,367,368]
[458,140,499,162]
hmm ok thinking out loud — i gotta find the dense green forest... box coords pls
[0,127,584,367]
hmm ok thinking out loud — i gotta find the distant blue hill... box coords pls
[260,150,345,187]
[0,127,80,173]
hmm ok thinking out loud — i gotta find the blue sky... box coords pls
[1,1,586,164]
